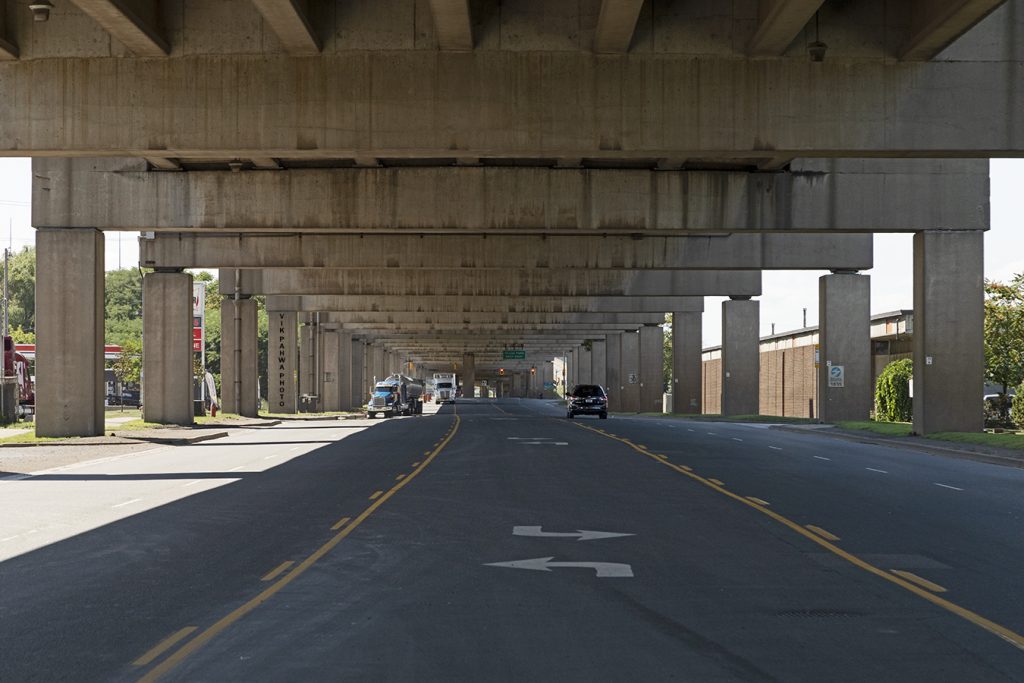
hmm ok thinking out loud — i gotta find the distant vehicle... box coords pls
[566,384,608,420]
[433,373,456,404]
[4,336,34,417]
[367,374,424,419]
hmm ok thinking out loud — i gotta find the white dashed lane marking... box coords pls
[813,455,831,461]
[934,483,965,491]
[866,467,888,474]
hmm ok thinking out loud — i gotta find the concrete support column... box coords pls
[221,297,259,417]
[36,229,105,437]
[351,338,366,408]
[605,334,622,412]
[568,348,579,389]
[591,340,607,390]
[462,353,476,399]
[268,311,298,413]
[371,344,385,384]
[338,332,353,410]
[619,330,641,412]
[913,231,984,434]
[672,311,703,414]
[818,272,872,422]
[298,317,316,404]
[578,346,593,385]
[142,270,194,425]
[321,328,342,412]
[639,324,664,414]
[722,297,760,416]
[543,361,556,398]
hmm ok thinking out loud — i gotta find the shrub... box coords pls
[985,394,1014,429]
[874,359,913,422]
[1011,384,1024,430]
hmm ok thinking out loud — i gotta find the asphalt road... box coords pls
[1,399,1022,682]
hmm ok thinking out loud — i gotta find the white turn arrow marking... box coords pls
[485,557,634,578]
[513,526,634,542]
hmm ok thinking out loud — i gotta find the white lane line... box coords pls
[769,446,783,451]
[707,432,717,436]
[934,483,965,491]
[813,455,831,461]
[687,429,695,432]
[732,438,743,442]
[228,465,246,472]
[1,535,20,542]
[182,480,204,488]
[263,455,278,460]
[112,498,142,509]
[866,467,888,474]
[289,446,301,452]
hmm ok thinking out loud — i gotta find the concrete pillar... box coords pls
[672,311,703,414]
[591,340,607,390]
[35,229,105,437]
[605,333,622,412]
[370,344,385,384]
[568,348,578,389]
[462,353,476,399]
[321,328,342,412]
[299,317,315,404]
[338,332,353,410]
[913,231,984,434]
[818,272,872,422]
[268,311,298,413]
[619,330,641,412]
[350,338,366,408]
[639,324,664,414]
[221,297,259,417]
[578,346,593,385]
[722,297,760,416]
[142,271,194,425]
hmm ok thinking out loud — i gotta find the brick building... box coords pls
[701,311,913,418]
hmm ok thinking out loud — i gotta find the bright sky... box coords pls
[1,157,1021,347]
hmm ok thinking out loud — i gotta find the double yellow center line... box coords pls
[574,421,1024,652]
[136,415,461,682]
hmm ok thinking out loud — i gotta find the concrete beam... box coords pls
[224,268,761,297]
[901,0,1008,61]
[140,233,872,271]
[320,312,665,325]
[37,159,987,235]
[3,51,1022,157]
[593,0,645,53]
[251,0,321,55]
[68,0,169,56]
[267,295,703,314]
[747,0,824,56]
[427,0,473,51]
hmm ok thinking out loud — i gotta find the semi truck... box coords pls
[433,373,456,404]
[366,374,424,418]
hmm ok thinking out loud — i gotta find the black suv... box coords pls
[566,384,608,419]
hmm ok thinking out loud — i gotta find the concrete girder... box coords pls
[267,295,702,314]
[335,323,655,332]
[4,49,1024,158]
[427,0,473,51]
[593,0,645,53]
[747,0,825,56]
[140,233,872,271]
[901,0,1008,61]
[250,0,321,55]
[67,0,169,56]
[221,269,761,298]
[36,159,987,235]
[320,312,665,325]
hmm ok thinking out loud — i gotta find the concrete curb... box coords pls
[0,430,232,448]
[772,425,1024,469]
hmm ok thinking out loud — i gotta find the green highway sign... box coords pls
[502,349,526,360]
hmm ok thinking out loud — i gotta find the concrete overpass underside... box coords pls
[15,0,1010,434]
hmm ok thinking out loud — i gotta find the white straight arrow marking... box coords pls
[485,557,634,578]
[513,526,634,541]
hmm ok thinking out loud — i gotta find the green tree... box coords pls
[663,313,673,390]
[874,358,913,422]
[6,246,35,332]
[104,268,144,346]
[984,277,1024,396]
[111,337,142,388]
[9,326,34,344]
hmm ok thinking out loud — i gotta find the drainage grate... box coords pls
[777,609,865,619]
